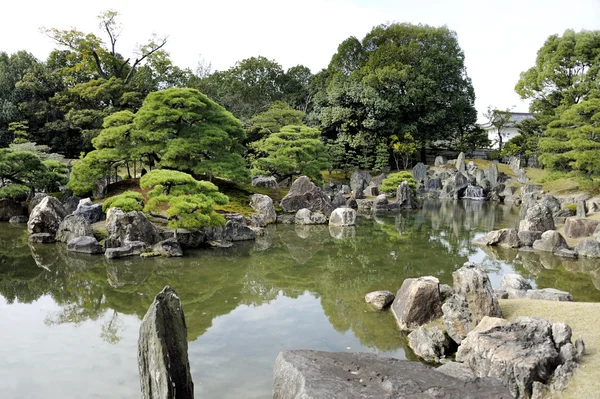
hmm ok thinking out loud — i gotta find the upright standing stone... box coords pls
[412,162,428,183]
[434,156,446,166]
[576,200,587,218]
[452,262,502,325]
[486,163,499,187]
[138,286,193,399]
[455,152,466,173]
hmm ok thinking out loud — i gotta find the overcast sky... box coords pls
[3,0,600,121]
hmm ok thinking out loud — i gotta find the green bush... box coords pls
[379,171,417,194]
[102,191,145,213]
[563,203,577,212]
[0,184,30,201]
[487,150,501,161]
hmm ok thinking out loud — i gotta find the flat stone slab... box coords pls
[273,350,511,399]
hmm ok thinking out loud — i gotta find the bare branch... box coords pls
[123,37,168,84]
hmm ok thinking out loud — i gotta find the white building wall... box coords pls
[486,127,521,149]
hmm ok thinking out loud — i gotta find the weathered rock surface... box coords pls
[165,229,205,249]
[250,194,276,225]
[73,198,104,223]
[27,193,48,214]
[350,171,372,194]
[362,184,379,197]
[442,294,472,343]
[519,204,555,233]
[280,176,334,215]
[440,172,469,199]
[434,155,446,166]
[408,326,455,363]
[364,290,394,310]
[391,276,442,331]
[252,175,279,189]
[426,178,442,191]
[575,238,600,258]
[540,195,561,215]
[331,193,347,208]
[329,207,356,226]
[517,230,543,247]
[478,229,520,248]
[439,283,454,302]
[295,208,327,225]
[453,262,502,325]
[0,198,26,221]
[524,288,573,302]
[105,241,147,259]
[28,232,56,244]
[67,236,103,254]
[500,274,532,299]
[27,196,67,236]
[576,199,587,218]
[564,217,600,238]
[272,350,511,399]
[532,230,568,252]
[150,238,184,257]
[138,286,193,399]
[61,195,81,214]
[105,208,162,248]
[456,316,579,399]
[456,152,466,173]
[412,162,428,183]
[395,181,418,209]
[487,164,499,187]
[55,214,93,243]
[372,194,388,212]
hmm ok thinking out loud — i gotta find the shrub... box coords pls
[0,184,30,201]
[563,203,577,212]
[102,191,145,213]
[379,171,417,194]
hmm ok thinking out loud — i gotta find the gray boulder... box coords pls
[27,196,67,236]
[455,152,466,173]
[521,184,543,196]
[372,194,389,212]
[364,290,394,310]
[517,230,542,247]
[576,199,587,218]
[67,236,103,254]
[249,194,276,224]
[55,214,93,243]
[0,198,26,221]
[92,177,109,200]
[500,274,532,293]
[252,175,279,189]
[206,214,257,241]
[517,168,529,183]
[453,262,502,325]
[273,350,511,399]
[442,294,472,343]
[426,178,442,190]
[391,276,442,331]
[575,239,600,258]
[434,155,446,166]
[345,197,357,209]
[73,198,104,223]
[329,207,356,226]
[540,195,561,215]
[61,195,82,214]
[439,283,454,302]
[27,193,48,214]
[28,233,56,244]
[362,184,379,197]
[138,286,193,399]
[105,208,162,248]
[532,230,568,252]
[440,172,469,199]
[105,241,147,259]
[564,217,600,238]
[280,176,334,215]
[524,288,573,302]
[487,163,499,187]
[295,208,327,225]
[408,326,455,363]
[166,229,205,249]
[341,185,351,194]
[456,316,576,399]
[519,204,555,233]
[331,193,346,208]
[350,171,372,193]
[509,156,521,172]
[150,238,184,257]
[396,181,418,209]
[477,229,520,248]
[412,162,428,183]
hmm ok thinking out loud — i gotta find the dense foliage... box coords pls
[139,170,229,229]
[0,184,30,201]
[0,149,68,195]
[102,191,145,213]
[379,171,417,194]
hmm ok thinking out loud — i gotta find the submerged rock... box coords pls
[478,229,520,248]
[391,276,442,331]
[150,238,184,257]
[67,236,103,254]
[28,232,56,244]
[272,350,511,399]
[105,241,147,259]
[364,290,394,310]
[138,286,193,399]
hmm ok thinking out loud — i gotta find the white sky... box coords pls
[2,0,600,122]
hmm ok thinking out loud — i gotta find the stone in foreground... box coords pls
[391,276,442,331]
[453,262,502,325]
[329,207,357,226]
[364,290,394,310]
[27,196,67,236]
[407,326,456,363]
[138,286,193,399]
[273,350,511,399]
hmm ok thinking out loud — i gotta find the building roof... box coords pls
[479,112,533,129]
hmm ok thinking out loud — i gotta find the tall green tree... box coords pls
[252,124,329,183]
[516,29,600,116]
[0,149,68,195]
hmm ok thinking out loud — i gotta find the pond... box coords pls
[1,200,599,399]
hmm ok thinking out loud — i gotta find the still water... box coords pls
[1,200,599,398]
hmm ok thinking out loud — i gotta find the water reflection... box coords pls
[1,201,600,398]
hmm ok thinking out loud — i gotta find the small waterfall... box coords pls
[462,184,485,200]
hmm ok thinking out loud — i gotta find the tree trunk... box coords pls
[420,146,426,163]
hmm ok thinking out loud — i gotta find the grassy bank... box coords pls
[500,299,600,399]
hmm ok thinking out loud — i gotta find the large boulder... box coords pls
[67,236,103,254]
[138,286,194,399]
[412,162,428,183]
[521,184,543,196]
[73,198,104,223]
[519,204,555,233]
[564,217,600,238]
[575,239,600,258]
[391,276,442,331]
[477,229,520,248]
[61,195,82,214]
[350,171,372,194]
[27,196,67,236]
[440,172,469,199]
[0,198,26,221]
[273,350,511,399]
[150,238,184,257]
[442,294,473,343]
[456,316,578,399]
[517,230,542,247]
[408,326,455,363]
[55,214,93,243]
[426,178,442,190]
[486,163,499,187]
[362,184,379,197]
[500,274,532,299]
[434,155,446,166]
[372,194,389,212]
[532,230,568,252]
[207,214,257,242]
[576,199,587,218]
[452,262,502,325]
[295,208,327,225]
[252,175,279,189]
[395,181,418,209]
[524,288,573,302]
[105,241,148,259]
[364,290,394,310]
[455,152,466,173]
[249,194,276,225]
[280,176,334,216]
[540,195,561,215]
[105,208,162,248]
[329,208,356,226]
